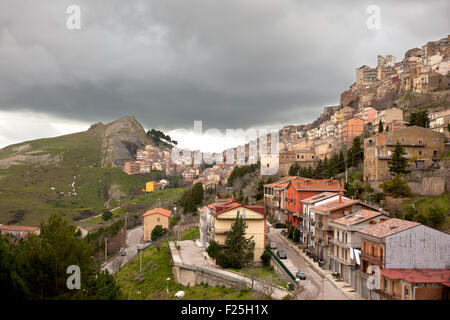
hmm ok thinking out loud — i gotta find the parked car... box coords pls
[269,242,277,250]
[295,271,307,280]
[274,223,287,229]
[120,251,127,256]
[276,250,287,259]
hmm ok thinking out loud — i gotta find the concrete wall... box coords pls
[385,225,450,269]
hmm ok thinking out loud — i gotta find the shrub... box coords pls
[413,212,429,226]
[428,207,445,227]
[379,174,412,198]
[261,250,272,267]
[151,225,168,241]
[293,229,300,243]
[102,211,113,221]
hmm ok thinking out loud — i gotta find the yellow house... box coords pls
[145,181,159,193]
[142,207,171,242]
[201,200,266,261]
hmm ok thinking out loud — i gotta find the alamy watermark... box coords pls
[170,121,279,175]
[66,265,81,289]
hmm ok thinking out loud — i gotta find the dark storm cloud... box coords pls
[0,0,448,131]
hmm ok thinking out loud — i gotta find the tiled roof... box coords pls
[358,218,420,239]
[0,225,39,232]
[332,209,384,226]
[301,192,338,204]
[381,269,450,284]
[213,200,265,217]
[142,207,172,217]
[291,178,342,191]
[310,197,358,213]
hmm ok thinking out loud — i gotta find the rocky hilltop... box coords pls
[89,115,154,168]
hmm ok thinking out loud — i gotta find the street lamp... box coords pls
[166,277,171,299]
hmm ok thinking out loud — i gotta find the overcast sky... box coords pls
[0,0,448,152]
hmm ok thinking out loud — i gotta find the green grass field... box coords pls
[0,130,181,227]
[407,193,450,233]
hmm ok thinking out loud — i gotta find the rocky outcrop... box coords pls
[104,184,127,209]
[95,115,153,168]
[0,152,62,169]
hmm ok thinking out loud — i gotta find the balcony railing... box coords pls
[329,238,352,248]
[317,223,332,231]
[360,252,384,264]
[386,141,425,147]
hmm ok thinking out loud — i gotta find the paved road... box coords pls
[174,240,291,300]
[102,225,144,274]
[267,227,348,300]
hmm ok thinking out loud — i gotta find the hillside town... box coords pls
[1,35,449,302]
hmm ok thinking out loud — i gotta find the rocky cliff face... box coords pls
[91,115,153,168]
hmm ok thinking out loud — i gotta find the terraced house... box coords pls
[199,199,266,261]
[310,196,378,264]
[355,218,450,300]
[328,209,390,291]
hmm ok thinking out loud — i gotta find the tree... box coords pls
[261,250,271,267]
[255,179,265,200]
[206,241,222,260]
[151,225,168,241]
[408,110,430,128]
[379,174,412,198]
[388,142,411,175]
[102,210,113,221]
[293,228,300,243]
[347,137,363,169]
[216,215,255,269]
[191,182,204,206]
[3,214,121,300]
[378,120,384,133]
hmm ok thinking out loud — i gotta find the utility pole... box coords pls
[322,276,325,300]
[104,238,108,261]
[139,247,143,272]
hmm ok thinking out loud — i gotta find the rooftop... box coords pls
[358,218,420,239]
[332,209,385,226]
[142,207,172,217]
[301,192,339,205]
[0,225,39,232]
[381,269,450,284]
[310,197,358,213]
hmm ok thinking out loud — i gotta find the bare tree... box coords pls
[260,275,275,298]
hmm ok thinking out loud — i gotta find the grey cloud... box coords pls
[0,0,448,132]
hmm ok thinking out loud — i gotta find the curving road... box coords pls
[267,226,348,300]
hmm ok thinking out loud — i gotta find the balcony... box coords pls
[373,289,401,300]
[328,252,356,266]
[214,228,231,235]
[317,223,332,231]
[360,252,384,264]
[386,141,426,147]
[329,238,352,248]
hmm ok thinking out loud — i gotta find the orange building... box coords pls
[284,178,344,227]
[341,117,364,144]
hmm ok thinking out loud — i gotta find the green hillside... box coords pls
[0,121,172,227]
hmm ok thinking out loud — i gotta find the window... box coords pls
[384,278,388,292]
[404,286,409,296]
[418,150,422,156]
[242,209,246,218]
[372,245,376,255]
[157,217,160,222]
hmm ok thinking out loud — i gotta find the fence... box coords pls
[265,246,297,282]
